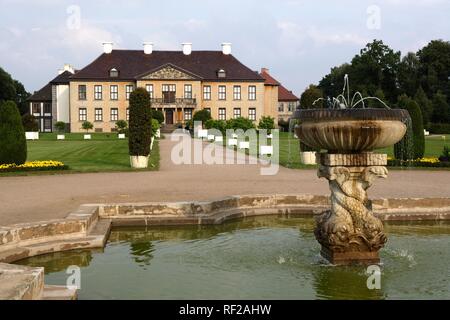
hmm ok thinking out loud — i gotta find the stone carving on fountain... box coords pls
[293,75,409,265]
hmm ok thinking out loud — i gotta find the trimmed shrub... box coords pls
[81,121,93,132]
[226,117,255,131]
[115,120,128,134]
[278,119,290,132]
[0,100,27,165]
[205,119,227,134]
[22,114,38,132]
[193,109,212,125]
[150,109,164,124]
[258,116,275,131]
[439,146,450,162]
[129,88,152,156]
[151,118,160,137]
[54,121,66,133]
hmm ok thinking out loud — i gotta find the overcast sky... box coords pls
[1,0,449,95]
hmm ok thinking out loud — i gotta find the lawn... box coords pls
[3,133,160,175]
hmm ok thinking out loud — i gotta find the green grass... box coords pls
[1,133,160,176]
[376,134,450,158]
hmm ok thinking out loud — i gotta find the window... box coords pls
[146,84,153,99]
[184,84,192,99]
[248,86,256,100]
[43,103,52,114]
[110,68,119,78]
[126,85,134,100]
[218,108,226,120]
[110,85,118,100]
[94,85,102,100]
[43,118,52,132]
[162,84,176,103]
[110,108,119,121]
[288,102,296,112]
[233,108,241,119]
[126,108,130,121]
[278,103,284,112]
[203,86,211,100]
[95,108,103,122]
[184,109,193,120]
[248,108,256,121]
[32,103,40,114]
[79,108,87,121]
[218,85,226,100]
[233,86,241,100]
[78,85,86,100]
[217,69,226,78]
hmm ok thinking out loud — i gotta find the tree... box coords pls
[396,95,425,159]
[318,63,352,98]
[115,120,128,134]
[431,91,450,123]
[193,109,212,125]
[0,101,27,165]
[81,121,93,132]
[414,86,433,127]
[150,109,164,124]
[398,52,420,97]
[54,121,66,133]
[150,119,160,137]
[300,85,323,109]
[22,114,38,132]
[367,88,387,108]
[0,67,30,115]
[226,117,255,131]
[128,88,152,157]
[258,116,275,130]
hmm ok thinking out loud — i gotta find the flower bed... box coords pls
[387,157,450,168]
[0,160,68,172]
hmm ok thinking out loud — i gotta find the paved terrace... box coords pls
[1,134,450,226]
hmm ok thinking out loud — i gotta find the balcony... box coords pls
[150,98,197,107]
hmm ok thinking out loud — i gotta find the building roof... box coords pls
[259,68,280,86]
[278,84,299,101]
[50,70,75,84]
[70,50,265,82]
[28,83,52,102]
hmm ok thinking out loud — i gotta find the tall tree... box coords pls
[318,63,352,98]
[431,91,450,123]
[414,86,433,126]
[0,67,30,115]
[300,85,323,109]
[398,52,420,97]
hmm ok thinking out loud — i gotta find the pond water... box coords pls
[17,216,450,300]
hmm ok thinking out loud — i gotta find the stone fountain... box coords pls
[294,76,410,265]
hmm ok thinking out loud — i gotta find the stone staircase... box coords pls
[160,124,178,134]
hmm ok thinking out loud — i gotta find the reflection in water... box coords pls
[16,216,450,300]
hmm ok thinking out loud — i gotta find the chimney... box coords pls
[261,67,269,74]
[182,43,192,55]
[102,42,113,54]
[143,42,153,54]
[221,43,232,55]
[58,64,75,75]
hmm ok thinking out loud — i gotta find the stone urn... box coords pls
[294,108,409,265]
[130,155,149,169]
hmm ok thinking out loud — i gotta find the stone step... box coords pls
[42,285,77,300]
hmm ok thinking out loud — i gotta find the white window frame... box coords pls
[94,85,102,100]
[248,86,256,100]
[110,85,118,100]
[79,108,87,121]
[233,86,241,100]
[95,108,103,122]
[126,85,134,100]
[184,84,192,99]
[110,108,119,121]
[203,86,211,100]
[218,108,226,120]
[218,85,226,100]
[184,109,193,120]
[146,84,154,99]
[233,108,241,119]
[249,108,256,121]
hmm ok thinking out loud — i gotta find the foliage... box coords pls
[226,117,256,131]
[115,120,128,134]
[414,86,432,126]
[22,114,38,132]
[81,121,93,132]
[193,109,212,125]
[128,88,152,156]
[257,116,275,131]
[150,109,164,124]
[54,121,66,133]
[387,157,450,168]
[0,160,67,172]
[278,119,290,132]
[300,84,323,109]
[439,146,450,162]
[151,119,160,137]
[0,100,27,165]
[300,140,315,152]
[431,91,450,123]
[205,119,227,134]
[0,67,30,115]
[397,95,425,159]
[429,123,450,134]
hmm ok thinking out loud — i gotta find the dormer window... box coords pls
[109,68,119,78]
[217,69,226,78]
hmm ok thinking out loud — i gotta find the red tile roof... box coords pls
[259,68,280,86]
[71,50,265,82]
[278,84,299,101]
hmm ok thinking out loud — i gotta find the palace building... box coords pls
[28,43,297,133]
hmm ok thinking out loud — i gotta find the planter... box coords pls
[118,134,126,139]
[156,129,161,138]
[25,132,39,140]
[57,135,65,140]
[300,151,317,165]
[130,156,149,169]
[84,134,91,140]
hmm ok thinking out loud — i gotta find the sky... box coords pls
[1,0,449,95]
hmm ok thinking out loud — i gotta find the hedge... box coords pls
[428,123,450,134]
[0,100,27,165]
[129,88,152,156]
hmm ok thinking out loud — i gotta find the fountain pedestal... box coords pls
[315,153,388,265]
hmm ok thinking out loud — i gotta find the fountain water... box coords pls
[294,76,409,265]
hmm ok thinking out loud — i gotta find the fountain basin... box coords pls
[294,109,409,153]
